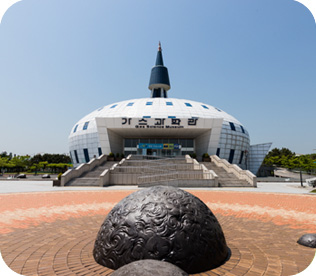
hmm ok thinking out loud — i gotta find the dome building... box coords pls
[69,43,271,175]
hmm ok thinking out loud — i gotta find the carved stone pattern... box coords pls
[111,259,188,276]
[93,186,229,274]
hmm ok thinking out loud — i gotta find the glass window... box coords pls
[168,116,176,118]
[124,139,131,147]
[83,121,89,130]
[73,124,78,133]
[98,147,102,156]
[240,125,245,133]
[216,148,220,157]
[140,138,149,143]
[97,107,103,111]
[152,88,161,98]
[74,150,79,163]
[228,149,235,163]
[229,122,236,131]
[239,151,244,164]
[146,102,153,105]
[169,138,178,144]
[127,102,134,106]
[129,139,137,147]
[185,102,192,107]
[186,139,194,147]
[124,151,137,156]
[166,102,173,106]
[83,148,90,163]
[201,105,209,109]
[182,150,193,155]
[143,116,151,118]
[179,139,187,147]
[110,104,117,108]
[215,107,222,112]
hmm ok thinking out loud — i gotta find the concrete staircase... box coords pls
[203,162,252,187]
[62,155,255,188]
[65,162,116,186]
[120,155,216,188]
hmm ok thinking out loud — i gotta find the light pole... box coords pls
[300,170,303,187]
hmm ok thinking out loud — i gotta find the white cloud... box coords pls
[0,0,22,24]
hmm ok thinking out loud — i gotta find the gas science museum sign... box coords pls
[121,117,199,129]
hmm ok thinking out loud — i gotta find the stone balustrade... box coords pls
[61,154,107,186]
[210,155,257,187]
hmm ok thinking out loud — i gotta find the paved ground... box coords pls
[0,182,315,276]
[0,180,315,194]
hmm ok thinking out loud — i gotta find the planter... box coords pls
[202,157,211,162]
[107,157,115,161]
[53,180,61,186]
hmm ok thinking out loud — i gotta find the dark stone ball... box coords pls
[297,234,316,248]
[111,259,188,276]
[93,186,229,274]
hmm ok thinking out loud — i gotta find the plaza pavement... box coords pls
[0,181,315,276]
[0,180,315,194]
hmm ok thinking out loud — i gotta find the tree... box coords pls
[10,156,30,173]
[47,163,73,173]
[0,157,9,175]
[263,147,316,173]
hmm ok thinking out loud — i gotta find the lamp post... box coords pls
[300,169,303,187]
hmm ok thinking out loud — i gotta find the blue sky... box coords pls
[0,0,315,156]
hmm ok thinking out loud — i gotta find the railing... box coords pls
[129,155,184,160]
[110,163,203,174]
[102,154,217,186]
[137,171,217,187]
[138,171,213,183]
[210,155,257,187]
[120,155,198,168]
[61,154,107,186]
[136,156,218,187]
[124,156,188,166]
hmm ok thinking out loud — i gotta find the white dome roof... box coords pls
[71,98,242,133]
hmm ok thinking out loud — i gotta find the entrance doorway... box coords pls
[124,138,195,157]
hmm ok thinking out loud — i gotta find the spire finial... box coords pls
[149,43,170,97]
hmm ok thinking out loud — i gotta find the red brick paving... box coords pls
[0,189,315,275]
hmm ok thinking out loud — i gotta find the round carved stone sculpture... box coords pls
[111,259,188,276]
[93,186,229,274]
[297,234,316,248]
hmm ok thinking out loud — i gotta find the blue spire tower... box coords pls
[149,42,171,98]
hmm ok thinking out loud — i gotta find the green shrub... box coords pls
[202,153,209,158]
[57,172,63,180]
[109,152,114,157]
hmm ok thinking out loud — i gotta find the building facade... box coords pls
[69,43,271,175]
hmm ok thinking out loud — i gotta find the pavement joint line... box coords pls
[1,185,316,275]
